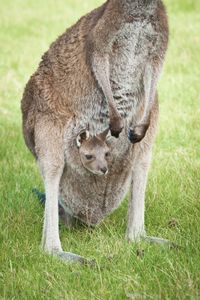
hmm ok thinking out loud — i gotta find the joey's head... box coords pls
[76,128,110,176]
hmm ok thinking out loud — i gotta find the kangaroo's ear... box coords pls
[98,127,110,141]
[76,130,90,148]
[128,123,149,144]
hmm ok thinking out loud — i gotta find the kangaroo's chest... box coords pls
[108,20,157,116]
[77,20,158,133]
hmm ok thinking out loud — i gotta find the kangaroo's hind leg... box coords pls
[35,114,92,264]
[32,188,76,228]
[126,101,177,248]
[126,138,174,247]
[126,143,152,241]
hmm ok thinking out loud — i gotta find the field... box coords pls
[0,0,200,299]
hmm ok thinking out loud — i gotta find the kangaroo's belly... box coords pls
[60,137,133,226]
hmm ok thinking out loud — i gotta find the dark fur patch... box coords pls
[128,123,149,144]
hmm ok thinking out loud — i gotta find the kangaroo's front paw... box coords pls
[109,117,124,138]
[128,123,149,144]
[128,129,143,144]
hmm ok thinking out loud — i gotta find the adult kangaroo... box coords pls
[21,0,169,263]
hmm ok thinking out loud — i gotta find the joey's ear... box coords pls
[128,123,149,144]
[98,127,110,141]
[76,130,90,148]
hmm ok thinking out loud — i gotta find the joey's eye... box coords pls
[105,152,110,158]
[85,154,93,160]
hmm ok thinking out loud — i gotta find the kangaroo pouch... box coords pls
[59,152,133,226]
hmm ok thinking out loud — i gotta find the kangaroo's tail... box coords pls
[32,188,46,205]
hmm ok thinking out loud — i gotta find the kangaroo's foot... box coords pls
[144,236,180,249]
[42,229,95,265]
[126,230,179,249]
[56,251,96,265]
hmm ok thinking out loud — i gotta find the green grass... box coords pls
[0,0,200,299]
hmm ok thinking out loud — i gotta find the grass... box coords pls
[0,0,200,299]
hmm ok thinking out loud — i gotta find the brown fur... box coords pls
[21,0,168,259]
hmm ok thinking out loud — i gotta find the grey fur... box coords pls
[21,0,169,262]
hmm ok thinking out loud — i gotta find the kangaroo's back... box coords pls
[21,2,108,155]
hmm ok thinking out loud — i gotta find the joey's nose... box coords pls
[100,167,108,174]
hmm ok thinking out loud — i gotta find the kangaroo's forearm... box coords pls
[87,3,124,136]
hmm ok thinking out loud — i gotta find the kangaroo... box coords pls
[21,0,169,263]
